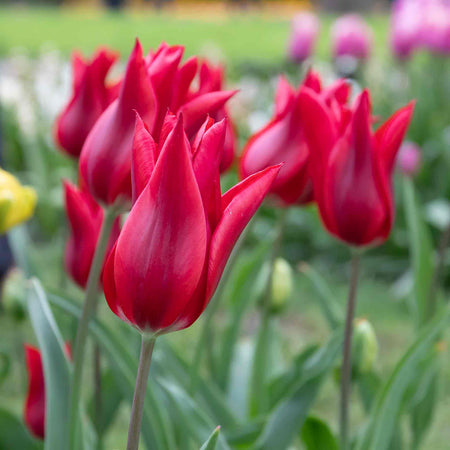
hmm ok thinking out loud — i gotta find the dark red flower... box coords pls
[64,181,120,288]
[80,40,236,205]
[55,48,119,158]
[239,71,351,206]
[103,114,280,333]
[24,344,72,440]
[299,88,414,246]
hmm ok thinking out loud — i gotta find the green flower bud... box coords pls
[352,318,378,375]
[2,269,27,322]
[253,258,293,314]
[270,258,293,313]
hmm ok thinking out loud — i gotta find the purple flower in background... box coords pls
[422,0,450,55]
[288,12,320,63]
[331,14,373,60]
[390,0,450,59]
[390,0,423,59]
[397,141,421,176]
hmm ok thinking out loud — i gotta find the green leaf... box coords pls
[268,345,319,408]
[357,371,381,414]
[155,340,238,430]
[0,408,42,450]
[254,331,342,450]
[355,307,450,450]
[48,292,174,450]
[403,177,435,326]
[158,379,231,450]
[249,315,275,417]
[409,353,440,448]
[301,416,338,450]
[87,369,123,435]
[298,263,342,330]
[27,279,71,450]
[200,426,221,450]
[217,242,271,390]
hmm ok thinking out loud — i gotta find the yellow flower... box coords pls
[0,168,37,234]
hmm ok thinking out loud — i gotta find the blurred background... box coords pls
[1,0,450,448]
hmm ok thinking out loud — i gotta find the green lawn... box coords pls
[0,7,389,67]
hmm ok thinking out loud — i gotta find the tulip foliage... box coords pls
[1,34,450,450]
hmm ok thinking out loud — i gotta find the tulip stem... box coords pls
[340,251,361,450]
[428,223,450,321]
[69,205,119,450]
[127,335,156,450]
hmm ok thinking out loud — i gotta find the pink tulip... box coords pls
[397,142,421,176]
[288,12,320,63]
[331,14,373,60]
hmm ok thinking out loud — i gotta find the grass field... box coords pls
[0,6,390,66]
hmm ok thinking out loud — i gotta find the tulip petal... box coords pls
[324,91,387,245]
[180,90,237,138]
[193,119,226,228]
[113,116,208,332]
[131,114,156,204]
[375,101,415,177]
[302,70,322,93]
[206,164,281,301]
[147,45,184,139]
[274,76,295,115]
[79,40,157,203]
[170,56,198,111]
[24,345,45,440]
[298,86,338,205]
[240,98,309,205]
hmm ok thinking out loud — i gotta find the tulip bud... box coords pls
[254,258,293,314]
[271,258,293,313]
[0,169,36,234]
[352,318,378,375]
[1,268,27,322]
[288,12,320,63]
[397,142,421,177]
[331,14,373,60]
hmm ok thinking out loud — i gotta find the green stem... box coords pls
[188,222,252,394]
[68,206,118,450]
[250,209,287,416]
[126,335,156,450]
[94,344,102,441]
[340,251,361,450]
[428,224,450,320]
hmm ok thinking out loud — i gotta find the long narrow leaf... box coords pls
[48,292,174,450]
[27,279,71,450]
[355,307,450,450]
[254,331,342,450]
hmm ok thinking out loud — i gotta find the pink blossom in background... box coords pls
[390,0,450,59]
[390,0,423,59]
[422,0,450,55]
[288,12,320,63]
[397,141,421,176]
[331,14,373,60]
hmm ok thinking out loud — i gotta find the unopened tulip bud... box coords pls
[352,318,378,374]
[288,12,320,63]
[2,269,27,322]
[397,142,421,177]
[254,258,293,314]
[271,258,293,313]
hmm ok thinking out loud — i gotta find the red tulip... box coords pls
[194,61,237,172]
[24,344,72,440]
[55,49,119,158]
[103,114,280,333]
[64,181,120,288]
[239,71,351,206]
[80,40,236,205]
[299,88,414,246]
